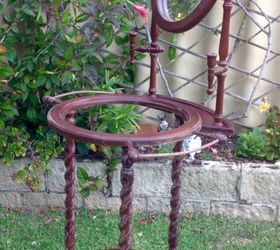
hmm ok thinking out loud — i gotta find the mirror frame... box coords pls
[152,0,217,33]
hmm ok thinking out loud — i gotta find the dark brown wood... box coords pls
[119,146,137,250]
[152,0,217,33]
[129,32,137,64]
[47,94,202,146]
[214,0,232,125]
[168,116,184,250]
[149,14,159,96]
[168,148,183,250]
[207,53,217,95]
[64,114,76,250]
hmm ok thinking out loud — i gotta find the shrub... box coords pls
[0,0,146,189]
[236,104,280,161]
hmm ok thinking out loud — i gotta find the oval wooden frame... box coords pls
[152,0,217,33]
[47,94,202,147]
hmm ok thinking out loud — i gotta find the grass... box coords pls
[0,208,280,250]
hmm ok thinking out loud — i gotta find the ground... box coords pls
[0,207,280,249]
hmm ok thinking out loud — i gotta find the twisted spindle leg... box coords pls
[64,114,76,250]
[168,141,184,250]
[119,147,137,250]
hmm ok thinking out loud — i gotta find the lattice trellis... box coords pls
[98,0,279,128]
[125,0,280,128]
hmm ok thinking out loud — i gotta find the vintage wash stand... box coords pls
[44,0,233,249]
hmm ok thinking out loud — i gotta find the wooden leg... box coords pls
[64,113,76,250]
[168,141,184,250]
[64,137,76,250]
[119,147,137,250]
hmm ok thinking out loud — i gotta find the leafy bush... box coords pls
[0,0,146,189]
[264,105,280,161]
[236,105,280,161]
[236,127,266,159]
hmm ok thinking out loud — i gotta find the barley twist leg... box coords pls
[119,146,138,250]
[64,114,76,250]
[168,141,184,250]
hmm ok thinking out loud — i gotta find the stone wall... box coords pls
[1,158,280,221]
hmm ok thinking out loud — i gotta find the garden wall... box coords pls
[1,158,280,221]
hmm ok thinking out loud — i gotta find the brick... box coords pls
[181,161,240,201]
[240,164,280,204]
[112,161,173,197]
[22,192,83,208]
[147,196,210,215]
[211,201,277,221]
[84,192,146,212]
[0,192,22,208]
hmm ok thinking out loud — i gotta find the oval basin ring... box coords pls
[47,94,202,147]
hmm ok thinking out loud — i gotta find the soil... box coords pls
[137,134,276,165]
[195,135,274,164]
[74,135,276,165]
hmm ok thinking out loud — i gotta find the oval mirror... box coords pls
[152,0,217,33]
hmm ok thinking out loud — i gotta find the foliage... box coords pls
[0,0,146,190]
[236,127,266,159]
[198,150,216,161]
[236,105,280,161]
[0,0,137,130]
[157,143,173,154]
[77,166,104,198]
[0,126,29,164]
[15,127,63,191]
[264,105,280,161]
[76,101,141,197]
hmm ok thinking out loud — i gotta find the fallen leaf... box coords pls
[137,214,155,225]
[48,206,57,212]
[87,209,95,218]
[184,215,193,220]
[45,217,53,225]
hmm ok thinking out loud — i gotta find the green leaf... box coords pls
[80,187,90,198]
[0,117,4,129]
[28,92,40,107]
[77,167,89,186]
[168,46,176,61]
[102,24,114,47]
[23,8,36,17]
[36,75,46,87]
[0,3,4,15]
[65,34,74,43]
[61,11,71,25]
[135,53,146,61]
[104,54,119,63]
[26,107,38,124]
[100,145,112,161]
[115,36,125,45]
[65,49,73,61]
[27,61,33,72]
[77,142,89,156]
[79,0,89,4]
[1,102,14,112]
